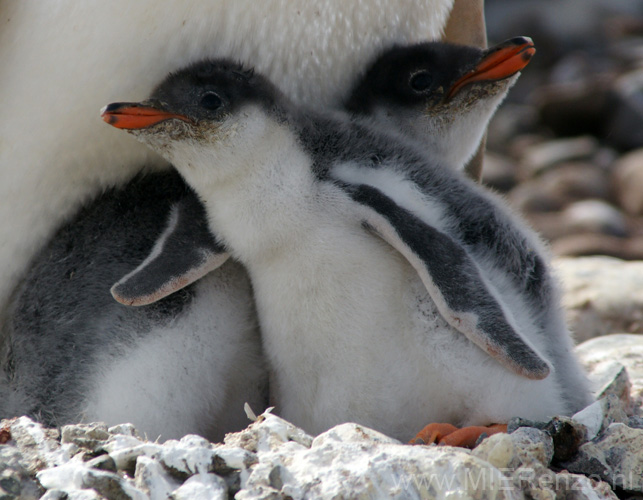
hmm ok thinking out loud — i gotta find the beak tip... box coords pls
[507,36,534,47]
[523,48,536,63]
[100,102,125,126]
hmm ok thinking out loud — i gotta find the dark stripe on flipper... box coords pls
[349,183,550,379]
[113,191,227,304]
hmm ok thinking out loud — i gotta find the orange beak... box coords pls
[448,37,535,99]
[101,102,193,129]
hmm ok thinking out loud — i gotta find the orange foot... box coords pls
[410,422,508,449]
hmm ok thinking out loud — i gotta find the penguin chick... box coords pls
[345,37,535,171]
[0,171,267,442]
[102,60,592,441]
[342,37,590,414]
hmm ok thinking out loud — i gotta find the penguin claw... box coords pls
[410,423,507,449]
[409,422,458,445]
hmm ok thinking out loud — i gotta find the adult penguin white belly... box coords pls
[0,0,468,315]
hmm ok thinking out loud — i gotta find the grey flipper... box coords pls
[111,194,229,306]
[348,184,551,380]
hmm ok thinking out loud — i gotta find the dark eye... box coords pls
[200,92,223,110]
[409,71,432,92]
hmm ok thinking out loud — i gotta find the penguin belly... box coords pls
[82,261,265,442]
[248,223,566,441]
[0,172,267,441]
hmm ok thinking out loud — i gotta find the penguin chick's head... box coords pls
[345,37,535,169]
[101,60,284,182]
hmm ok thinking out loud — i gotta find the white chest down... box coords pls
[241,194,566,442]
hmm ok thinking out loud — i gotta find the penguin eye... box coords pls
[200,92,223,110]
[409,71,433,92]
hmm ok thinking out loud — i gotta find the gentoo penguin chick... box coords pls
[102,60,592,442]
[344,36,592,440]
[0,171,267,442]
[346,37,535,172]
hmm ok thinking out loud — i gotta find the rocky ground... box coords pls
[3,2,643,499]
[484,0,643,260]
[1,325,643,500]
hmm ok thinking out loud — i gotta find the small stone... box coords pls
[85,454,117,473]
[0,446,43,500]
[555,257,643,341]
[472,433,515,469]
[564,423,643,492]
[103,436,161,472]
[224,411,313,453]
[606,69,643,150]
[80,468,143,500]
[0,476,21,496]
[37,461,91,491]
[593,146,619,171]
[601,394,630,426]
[509,162,610,214]
[511,463,557,500]
[508,134,545,161]
[586,362,630,406]
[508,455,618,499]
[0,447,25,473]
[543,417,587,463]
[519,136,599,177]
[613,148,643,216]
[486,104,539,155]
[562,200,628,237]
[180,434,211,448]
[170,473,227,500]
[0,425,11,445]
[510,181,567,213]
[507,418,549,434]
[551,234,643,261]
[573,400,606,441]
[481,151,518,192]
[210,445,258,473]
[61,423,110,450]
[156,438,220,477]
[552,472,619,500]
[235,484,282,500]
[39,491,73,500]
[40,490,103,500]
[535,77,613,140]
[37,457,142,500]
[8,417,67,470]
[629,416,643,429]
[576,334,643,412]
[107,424,140,439]
[473,427,553,470]
[268,465,284,490]
[312,422,401,447]
[134,455,180,499]
[511,428,555,467]
[573,395,629,440]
